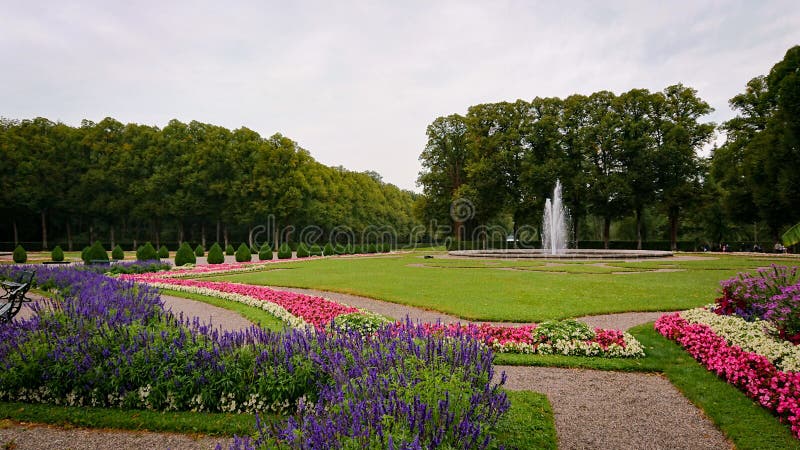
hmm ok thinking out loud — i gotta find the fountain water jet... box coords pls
[542,180,569,255]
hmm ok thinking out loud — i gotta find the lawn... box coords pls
[206,253,800,322]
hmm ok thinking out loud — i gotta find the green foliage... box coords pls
[111,245,124,260]
[493,391,558,450]
[296,243,310,258]
[309,244,322,256]
[782,222,800,247]
[322,242,335,256]
[258,244,273,261]
[225,244,235,256]
[532,320,595,343]
[367,243,377,254]
[330,312,390,335]
[87,241,109,262]
[50,245,64,262]
[12,245,27,264]
[207,243,225,264]
[136,242,159,261]
[234,243,251,262]
[249,245,258,255]
[175,242,197,266]
[334,244,347,255]
[81,246,91,264]
[158,245,169,259]
[381,243,391,253]
[194,244,205,257]
[277,243,293,260]
[348,244,357,255]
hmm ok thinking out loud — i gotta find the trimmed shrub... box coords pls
[136,242,158,261]
[334,244,346,255]
[310,244,322,257]
[207,243,225,264]
[51,245,64,262]
[381,243,391,253]
[87,241,109,262]
[158,245,169,259]
[225,244,235,255]
[259,244,273,261]
[194,244,205,257]
[367,243,377,254]
[347,244,357,255]
[12,245,27,264]
[111,245,125,260]
[277,243,292,259]
[296,243,310,258]
[235,243,251,262]
[81,246,91,264]
[175,242,197,266]
[323,243,335,256]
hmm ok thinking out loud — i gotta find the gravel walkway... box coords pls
[497,366,732,450]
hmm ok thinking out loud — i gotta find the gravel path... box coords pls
[161,294,255,332]
[497,366,732,450]
[0,422,227,450]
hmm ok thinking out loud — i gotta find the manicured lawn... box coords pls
[206,253,799,322]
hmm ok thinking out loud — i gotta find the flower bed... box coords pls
[0,265,509,448]
[407,320,644,358]
[656,312,800,438]
[123,275,358,329]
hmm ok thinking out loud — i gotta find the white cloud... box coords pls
[1,0,798,191]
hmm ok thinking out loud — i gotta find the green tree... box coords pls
[207,243,225,264]
[175,242,196,266]
[234,243,251,262]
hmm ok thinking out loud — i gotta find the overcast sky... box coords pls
[2,1,798,191]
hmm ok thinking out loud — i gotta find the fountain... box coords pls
[448,180,673,260]
[542,180,569,255]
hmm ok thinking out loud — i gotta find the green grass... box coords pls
[0,401,260,437]
[159,288,286,332]
[492,391,557,450]
[206,253,799,322]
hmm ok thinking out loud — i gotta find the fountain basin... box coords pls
[448,249,673,260]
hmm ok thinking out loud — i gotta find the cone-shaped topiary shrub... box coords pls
[367,243,377,254]
[88,241,109,262]
[194,244,205,257]
[51,245,64,262]
[136,242,158,261]
[225,244,235,255]
[207,243,224,264]
[277,243,292,259]
[296,243,310,258]
[310,244,322,256]
[112,244,125,260]
[81,246,91,264]
[235,243,251,262]
[175,242,197,266]
[13,245,27,264]
[158,245,169,259]
[323,242,335,256]
[259,244,273,261]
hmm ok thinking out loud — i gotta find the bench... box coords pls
[0,270,35,323]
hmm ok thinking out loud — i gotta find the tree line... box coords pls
[0,118,418,251]
[415,46,800,251]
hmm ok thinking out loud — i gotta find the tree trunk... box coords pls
[273,227,279,251]
[635,207,643,250]
[178,222,184,245]
[89,224,94,245]
[573,215,580,249]
[66,220,73,251]
[154,220,160,249]
[201,223,206,248]
[216,219,221,245]
[41,209,48,250]
[110,225,115,249]
[13,220,18,246]
[603,217,611,249]
[669,208,679,252]
[223,225,228,248]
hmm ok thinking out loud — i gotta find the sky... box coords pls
[1,1,798,192]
